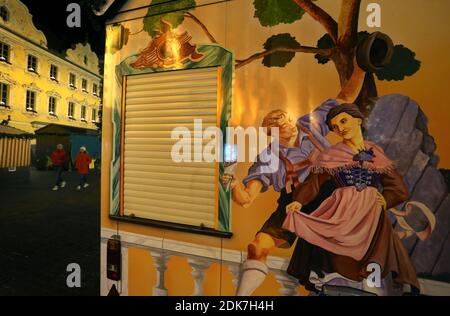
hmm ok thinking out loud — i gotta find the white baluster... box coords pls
[274,271,299,296]
[151,251,170,296]
[188,258,212,296]
[228,263,242,290]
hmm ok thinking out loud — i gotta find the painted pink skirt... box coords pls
[282,186,382,261]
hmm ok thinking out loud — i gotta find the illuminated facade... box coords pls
[0,0,102,133]
[98,0,450,296]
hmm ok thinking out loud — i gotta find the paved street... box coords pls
[0,168,100,296]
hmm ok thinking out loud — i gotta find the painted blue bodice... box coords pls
[333,148,381,192]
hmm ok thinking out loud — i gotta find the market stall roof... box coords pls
[0,125,34,139]
[34,124,99,136]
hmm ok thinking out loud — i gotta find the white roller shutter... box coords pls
[123,67,219,228]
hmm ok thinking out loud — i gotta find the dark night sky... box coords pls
[20,0,107,62]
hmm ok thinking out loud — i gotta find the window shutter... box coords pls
[123,67,220,229]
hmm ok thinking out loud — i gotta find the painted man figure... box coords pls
[224,60,366,296]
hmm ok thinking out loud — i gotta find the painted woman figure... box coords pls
[282,104,420,294]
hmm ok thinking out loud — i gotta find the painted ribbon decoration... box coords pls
[389,201,436,241]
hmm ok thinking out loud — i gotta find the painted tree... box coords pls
[141,0,421,113]
[249,0,420,111]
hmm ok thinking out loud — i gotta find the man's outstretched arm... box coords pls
[227,177,263,209]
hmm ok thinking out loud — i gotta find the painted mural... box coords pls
[103,0,450,296]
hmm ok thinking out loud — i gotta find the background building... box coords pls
[0,0,102,134]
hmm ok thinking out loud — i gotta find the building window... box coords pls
[48,97,57,116]
[0,83,9,107]
[27,55,38,73]
[68,102,75,119]
[84,55,88,65]
[0,42,10,63]
[82,79,88,92]
[26,90,36,112]
[93,83,98,96]
[50,65,58,81]
[0,6,9,22]
[69,73,76,88]
[120,67,222,229]
[91,108,97,122]
[81,105,87,121]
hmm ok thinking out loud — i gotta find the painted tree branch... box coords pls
[184,12,218,44]
[293,0,338,44]
[338,0,361,48]
[236,46,332,69]
[182,13,331,70]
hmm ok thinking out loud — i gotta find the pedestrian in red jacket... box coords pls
[51,144,69,191]
[75,146,92,190]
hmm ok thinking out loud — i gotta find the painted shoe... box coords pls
[52,186,59,191]
[83,183,89,188]
[76,185,81,190]
[60,181,66,188]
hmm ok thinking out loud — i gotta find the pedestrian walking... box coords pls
[50,144,69,191]
[75,146,92,190]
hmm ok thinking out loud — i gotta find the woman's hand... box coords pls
[376,191,387,210]
[286,201,302,214]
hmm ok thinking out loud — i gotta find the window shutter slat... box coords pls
[125,122,216,132]
[125,96,216,105]
[125,115,217,125]
[125,163,216,177]
[126,82,217,93]
[124,170,215,183]
[126,101,217,110]
[125,183,215,199]
[126,109,217,119]
[124,177,215,192]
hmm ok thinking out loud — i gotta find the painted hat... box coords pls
[356,32,394,73]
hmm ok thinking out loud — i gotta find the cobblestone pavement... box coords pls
[0,168,100,296]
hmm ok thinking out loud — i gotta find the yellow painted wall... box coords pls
[101,0,450,296]
[0,0,102,133]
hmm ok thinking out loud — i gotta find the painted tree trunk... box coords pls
[333,47,378,116]
[355,73,378,117]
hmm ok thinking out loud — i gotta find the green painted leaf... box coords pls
[143,0,196,37]
[317,34,334,49]
[314,33,334,64]
[376,45,421,81]
[262,33,301,68]
[253,0,306,27]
